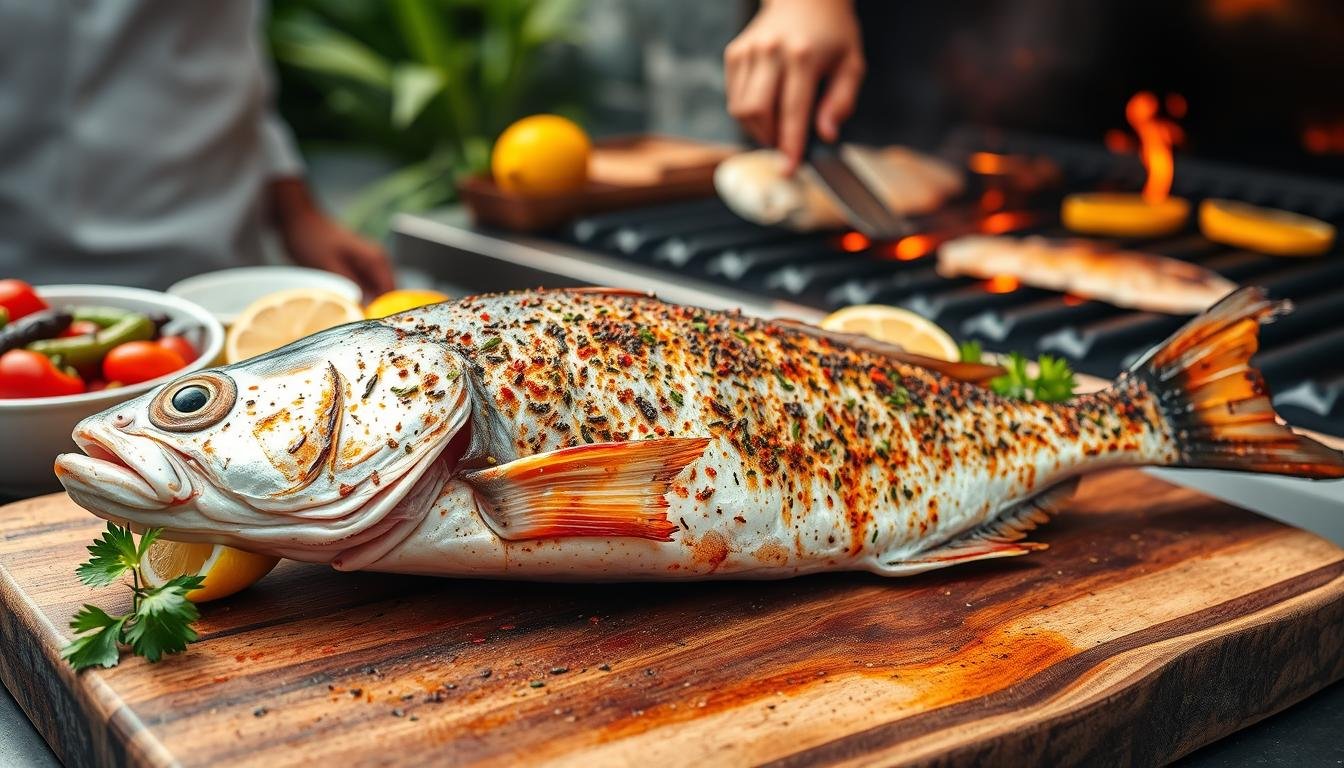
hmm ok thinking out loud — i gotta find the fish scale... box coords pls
[377,291,1174,578]
[54,288,1344,581]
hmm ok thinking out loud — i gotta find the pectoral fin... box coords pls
[462,437,710,541]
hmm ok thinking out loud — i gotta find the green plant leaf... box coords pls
[76,523,141,587]
[69,604,120,634]
[341,153,458,236]
[958,340,983,364]
[522,0,583,47]
[124,576,204,663]
[61,616,126,670]
[271,14,393,90]
[391,63,446,129]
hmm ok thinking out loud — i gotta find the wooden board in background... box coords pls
[2,469,1343,767]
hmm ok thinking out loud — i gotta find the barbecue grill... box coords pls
[395,126,1344,441]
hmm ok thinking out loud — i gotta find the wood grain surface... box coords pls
[2,469,1342,768]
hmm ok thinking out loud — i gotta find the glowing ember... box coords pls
[1303,122,1344,155]
[979,211,1035,235]
[839,232,870,253]
[967,152,1011,175]
[984,275,1020,294]
[1165,93,1188,120]
[1126,91,1183,204]
[1104,129,1135,154]
[890,235,935,261]
[1063,294,1088,306]
[979,188,1006,212]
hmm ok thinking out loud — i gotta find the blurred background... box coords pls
[272,0,1344,238]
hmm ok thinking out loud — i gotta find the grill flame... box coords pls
[1125,91,1184,204]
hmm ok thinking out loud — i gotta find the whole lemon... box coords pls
[491,115,591,196]
[364,289,451,319]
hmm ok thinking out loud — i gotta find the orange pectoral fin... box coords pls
[461,437,711,541]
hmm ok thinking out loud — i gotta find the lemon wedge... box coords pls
[819,305,960,361]
[225,288,364,363]
[1199,199,1335,257]
[1061,192,1190,237]
[364,288,450,319]
[142,539,279,603]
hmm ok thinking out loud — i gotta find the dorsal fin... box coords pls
[771,317,1005,384]
[560,287,656,299]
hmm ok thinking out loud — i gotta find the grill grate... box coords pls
[449,133,1344,438]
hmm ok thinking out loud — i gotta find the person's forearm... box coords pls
[266,177,319,230]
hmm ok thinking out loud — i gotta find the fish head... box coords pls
[54,322,471,561]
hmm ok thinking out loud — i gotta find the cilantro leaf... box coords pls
[135,528,162,561]
[958,340,983,364]
[61,616,126,670]
[989,352,1077,403]
[76,523,141,587]
[124,575,204,662]
[1033,355,1077,403]
[990,352,1033,400]
[70,604,120,634]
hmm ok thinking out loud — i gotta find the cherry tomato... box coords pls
[101,341,186,385]
[0,349,85,398]
[0,279,47,321]
[59,320,102,338]
[156,335,196,363]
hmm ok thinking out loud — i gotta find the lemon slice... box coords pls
[1199,199,1336,257]
[1061,192,1190,237]
[364,288,450,319]
[820,305,959,361]
[225,288,364,363]
[142,539,279,603]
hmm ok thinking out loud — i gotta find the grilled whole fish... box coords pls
[55,287,1343,580]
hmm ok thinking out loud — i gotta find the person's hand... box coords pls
[268,178,395,297]
[724,0,865,174]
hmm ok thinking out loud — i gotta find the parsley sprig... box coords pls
[959,341,1077,404]
[61,523,204,670]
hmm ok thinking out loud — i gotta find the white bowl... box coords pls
[168,266,361,325]
[0,285,225,496]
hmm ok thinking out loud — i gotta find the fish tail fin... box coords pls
[1128,286,1344,479]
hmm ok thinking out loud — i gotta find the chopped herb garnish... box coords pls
[832,475,842,492]
[773,370,795,391]
[844,398,856,409]
[669,390,684,407]
[958,340,984,364]
[62,523,205,670]
[815,412,826,429]
[791,421,802,440]
[691,319,708,333]
[990,352,1077,403]
[390,384,419,399]
[733,330,750,343]
[638,327,657,346]
[479,336,503,352]
[885,385,909,408]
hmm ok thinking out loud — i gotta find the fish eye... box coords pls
[149,372,236,432]
[171,385,210,414]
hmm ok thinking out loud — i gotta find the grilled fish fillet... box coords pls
[715,145,964,231]
[938,235,1238,314]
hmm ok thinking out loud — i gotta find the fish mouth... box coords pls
[55,424,195,512]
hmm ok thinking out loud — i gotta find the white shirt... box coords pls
[0,0,303,289]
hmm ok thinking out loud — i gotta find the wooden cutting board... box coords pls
[2,470,1342,768]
